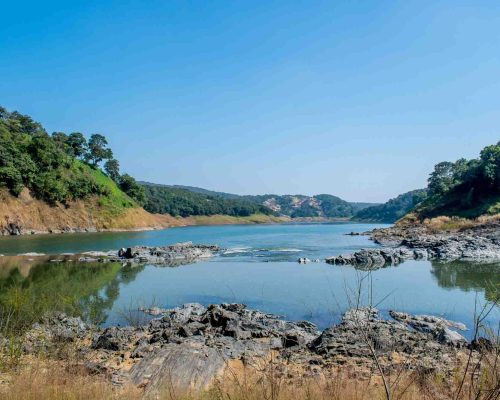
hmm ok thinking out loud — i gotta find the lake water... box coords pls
[0,223,498,338]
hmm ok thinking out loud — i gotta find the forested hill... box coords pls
[354,141,500,223]
[0,106,145,207]
[413,141,500,219]
[140,182,378,219]
[141,183,272,217]
[241,194,377,218]
[353,189,428,223]
[0,106,172,234]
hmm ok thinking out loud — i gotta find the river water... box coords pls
[0,223,498,338]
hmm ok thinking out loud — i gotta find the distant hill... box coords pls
[242,194,377,218]
[140,183,273,217]
[413,141,500,219]
[141,182,242,200]
[140,182,379,219]
[353,189,428,223]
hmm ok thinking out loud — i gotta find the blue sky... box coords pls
[1,1,499,202]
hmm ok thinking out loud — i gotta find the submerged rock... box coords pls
[325,247,423,269]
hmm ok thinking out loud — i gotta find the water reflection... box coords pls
[0,256,144,329]
[431,260,500,302]
[0,256,499,331]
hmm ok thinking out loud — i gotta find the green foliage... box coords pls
[0,106,136,209]
[142,184,273,217]
[314,194,358,218]
[66,132,88,158]
[354,189,428,223]
[141,184,377,219]
[104,158,120,183]
[417,141,500,218]
[85,133,113,166]
[87,167,136,211]
[120,174,146,205]
[0,260,134,336]
[480,142,500,185]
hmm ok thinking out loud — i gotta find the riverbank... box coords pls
[1,303,498,399]
[326,215,500,268]
[0,189,289,236]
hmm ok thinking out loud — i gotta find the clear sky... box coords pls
[1,1,499,202]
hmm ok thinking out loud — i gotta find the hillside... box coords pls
[413,141,500,219]
[0,106,173,234]
[353,189,428,223]
[141,182,379,219]
[141,183,273,217]
[242,194,378,218]
[0,106,288,235]
[242,194,356,218]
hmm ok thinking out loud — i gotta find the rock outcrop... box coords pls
[77,242,221,264]
[18,304,480,395]
[326,220,500,268]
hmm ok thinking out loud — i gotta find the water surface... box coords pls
[0,223,386,260]
[1,223,498,338]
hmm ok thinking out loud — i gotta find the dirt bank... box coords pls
[0,190,288,236]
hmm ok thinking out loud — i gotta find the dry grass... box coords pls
[423,216,476,232]
[422,213,500,233]
[0,188,287,235]
[0,189,178,234]
[0,361,140,400]
[1,352,499,400]
[477,213,500,224]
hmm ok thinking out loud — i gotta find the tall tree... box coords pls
[119,174,146,204]
[104,158,120,182]
[86,134,113,166]
[427,161,456,196]
[67,132,87,158]
[480,141,500,186]
[51,132,69,152]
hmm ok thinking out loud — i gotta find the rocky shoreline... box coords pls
[16,303,485,394]
[0,223,165,236]
[326,220,500,268]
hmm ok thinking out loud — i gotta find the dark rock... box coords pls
[92,327,135,351]
[470,337,494,352]
[21,305,482,393]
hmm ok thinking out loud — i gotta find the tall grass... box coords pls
[1,357,499,400]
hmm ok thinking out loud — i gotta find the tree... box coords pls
[427,161,456,197]
[67,132,87,158]
[104,159,120,182]
[480,141,500,186]
[85,134,113,166]
[51,132,69,152]
[119,174,146,204]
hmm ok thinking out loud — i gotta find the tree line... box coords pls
[142,184,273,217]
[356,141,500,222]
[420,141,500,217]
